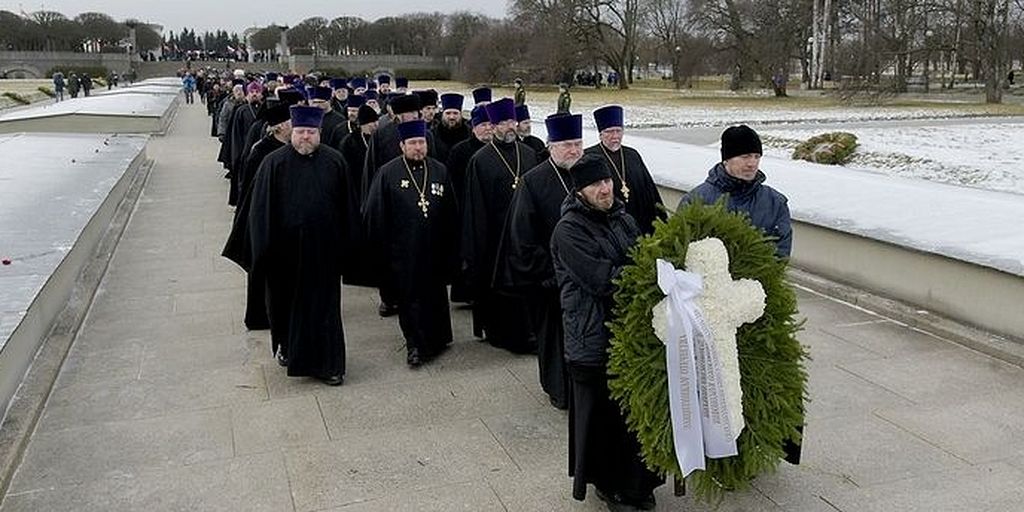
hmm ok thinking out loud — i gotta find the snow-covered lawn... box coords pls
[599,103,1006,129]
[760,123,1024,195]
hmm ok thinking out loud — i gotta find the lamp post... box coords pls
[674,45,682,89]
[807,36,816,89]
[923,29,934,93]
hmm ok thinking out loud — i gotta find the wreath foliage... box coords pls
[607,200,808,502]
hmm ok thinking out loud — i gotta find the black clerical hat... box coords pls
[545,113,582,142]
[593,105,624,132]
[390,94,423,115]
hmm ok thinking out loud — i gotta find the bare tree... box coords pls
[644,0,690,87]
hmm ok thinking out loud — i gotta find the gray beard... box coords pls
[500,131,517,144]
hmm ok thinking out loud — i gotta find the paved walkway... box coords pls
[3,103,1024,512]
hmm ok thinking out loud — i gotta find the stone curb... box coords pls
[788,266,1024,369]
[0,158,153,503]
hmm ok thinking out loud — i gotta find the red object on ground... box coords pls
[1,259,10,265]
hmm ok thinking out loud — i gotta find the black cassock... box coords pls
[320,109,348,150]
[364,156,458,357]
[444,135,486,303]
[462,139,538,352]
[521,134,549,162]
[362,123,438,305]
[496,160,574,408]
[227,102,260,206]
[222,134,286,331]
[584,143,666,235]
[326,119,354,150]
[431,119,471,164]
[237,121,267,196]
[247,145,357,379]
[363,122,439,200]
[337,131,376,287]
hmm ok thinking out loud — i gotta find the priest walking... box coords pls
[584,105,665,235]
[364,120,459,367]
[462,98,538,352]
[498,113,584,409]
[246,105,356,386]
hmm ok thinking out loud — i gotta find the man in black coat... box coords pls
[551,153,662,509]
[515,104,548,161]
[337,104,381,288]
[363,93,438,316]
[364,120,459,367]
[432,93,471,164]
[583,105,665,235]
[461,98,538,352]
[497,113,583,409]
[222,102,293,332]
[307,85,348,154]
[245,105,359,386]
[444,105,492,304]
[225,82,265,206]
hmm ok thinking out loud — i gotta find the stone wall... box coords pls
[0,52,133,78]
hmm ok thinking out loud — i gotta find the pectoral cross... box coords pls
[621,184,631,202]
[512,176,520,190]
[417,195,430,218]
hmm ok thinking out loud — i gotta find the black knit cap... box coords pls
[720,124,763,161]
[571,153,612,191]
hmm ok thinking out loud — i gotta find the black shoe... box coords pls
[276,351,288,367]
[594,488,633,510]
[549,396,569,410]
[378,302,399,317]
[406,348,422,367]
[320,375,344,386]
[633,494,655,511]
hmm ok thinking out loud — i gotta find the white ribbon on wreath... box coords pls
[651,238,766,477]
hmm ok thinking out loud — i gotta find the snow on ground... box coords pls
[534,123,1024,276]
[759,123,1024,195]
[576,101,1000,129]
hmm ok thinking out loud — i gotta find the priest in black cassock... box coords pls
[415,90,438,124]
[225,81,264,206]
[222,102,293,331]
[462,98,539,353]
[329,94,363,149]
[471,87,492,107]
[432,93,471,163]
[445,105,492,305]
[307,85,348,153]
[515,105,548,161]
[329,78,349,112]
[584,105,666,235]
[364,120,459,367]
[362,93,435,317]
[497,113,583,409]
[338,104,380,288]
[246,105,356,386]
[445,105,491,208]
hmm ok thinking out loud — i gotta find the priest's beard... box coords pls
[294,140,319,155]
[496,129,517,144]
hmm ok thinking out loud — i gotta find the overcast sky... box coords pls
[0,0,508,33]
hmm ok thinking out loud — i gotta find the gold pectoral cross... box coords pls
[621,184,631,202]
[512,176,520,190]
[418,195,430,218]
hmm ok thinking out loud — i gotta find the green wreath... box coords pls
[608,200,808,502]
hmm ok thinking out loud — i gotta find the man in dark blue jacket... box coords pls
[679,125,793,258]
